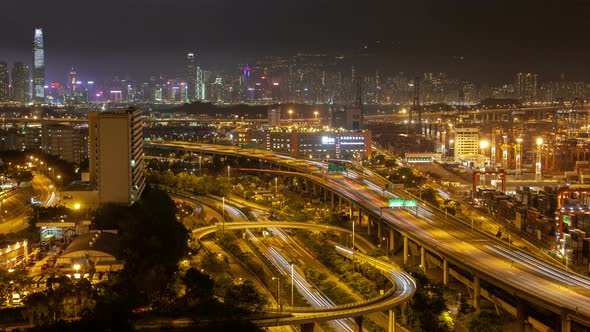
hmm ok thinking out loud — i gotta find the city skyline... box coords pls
[1,0,590,82]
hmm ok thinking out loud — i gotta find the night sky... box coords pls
[1,0,589,82]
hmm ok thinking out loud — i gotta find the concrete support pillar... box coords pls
[403,236,409,265]
[300,322,314,332]
[561,311,571,332]
[516,300,526,332]
[323,187,327,202]
[378,219,383,239]
[443,259,449,286]
[420,246,426,271]
[388,309,396,332]
[389,229,395,254]
[348,203,353,220]
[473,276,481,314]
[354,316,363,332]
[401,302,408,325]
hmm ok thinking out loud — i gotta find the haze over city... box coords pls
[1,1,590,332]
[2,0,590,82]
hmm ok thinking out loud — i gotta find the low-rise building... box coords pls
[56,230,123,272]
[236,128,371,159]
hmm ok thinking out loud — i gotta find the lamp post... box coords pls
[442,131,446,160]
[272,277,281,311]
[288,109,293,123]
[291,263,294,307]
[536,137,543,181]
[516,138,523,178]
[73,263,81,279]
[198,155,202,176]
[222,197,225,233]
[352,215,355,273]
[480,140,489,168]
[0,199,5,221]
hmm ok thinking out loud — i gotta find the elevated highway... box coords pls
[150,141,590,331]
[193,221,416,330]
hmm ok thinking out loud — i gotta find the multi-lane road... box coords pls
[149,141,590,329]
[0,174,56,234]
[193,221,416,328]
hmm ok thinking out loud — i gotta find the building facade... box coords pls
[0,62,8,101]
[32,28,45,102]
[454,127,479,160]
[42,123,89,164]
[11,62,29,103]
[267,108,281,127]
[237,129,372,159]
[515,72,538,102]
[89,108,145,205]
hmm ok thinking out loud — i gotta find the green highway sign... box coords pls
[328,164,346,172]
[388,198,417,208]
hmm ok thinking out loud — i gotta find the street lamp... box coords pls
[536,137,543,181]
[198,155,202,176]
[0,199,5,220]
[480,140,489,168]
[291,263,294,307]
[516,138,523,178]
[272,277,281,311]
[288,109,293,123]
[73,263,81,279]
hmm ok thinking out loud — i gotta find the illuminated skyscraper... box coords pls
[186,53,197,100]
[68,66,77,92]
[186,52,205,101]
[32,28,45,102]
[11,62,30,103]
[243,64,253,99]
[0,62,8,101]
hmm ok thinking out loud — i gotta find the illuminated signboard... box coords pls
[321,136,335,145]
[388,198,417,208]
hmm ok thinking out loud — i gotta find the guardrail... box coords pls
[191,221,416,326]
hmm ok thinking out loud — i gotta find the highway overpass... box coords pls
[148,141,590,331]
[192,221,416,331]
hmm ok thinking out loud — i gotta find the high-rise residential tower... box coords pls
[186,53,197,100]
[32,28,45,102]
[515,72,538,102]
[11,62,29,103]
[0,62,8,101]
[88,107,145,205]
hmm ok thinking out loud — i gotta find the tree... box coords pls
[468,311,506,332]
[224,280,267,313]
[182,267,214,305]
[406,269,450,332]
[93,186,189,309]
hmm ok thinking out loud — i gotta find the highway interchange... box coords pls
[149,141,590,330]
